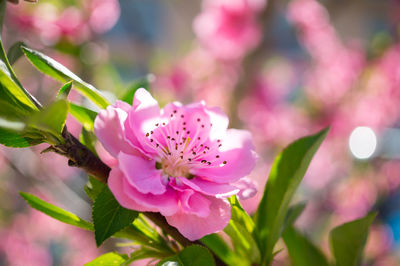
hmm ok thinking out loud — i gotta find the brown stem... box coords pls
[50,128,110,183]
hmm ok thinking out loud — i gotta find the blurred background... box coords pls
[1,0,400,265]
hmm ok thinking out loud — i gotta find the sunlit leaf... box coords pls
[224,196,260,263]
[56,81,73,99]
[20,192,93,231]
[254,128,329,265]
[22,46,110,108]
[69,103,97,131]
[0,127,43,147]
[28,99,69,144]
[84,252,128,266]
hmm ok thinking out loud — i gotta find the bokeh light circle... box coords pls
[349,126,377,159]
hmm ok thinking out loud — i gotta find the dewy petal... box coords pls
[180,177,239,198]
[179,190,211,218]
[191,129,257,183]
[108,167,156,212]
[122,178,179,216]
[94,101,137,157]
[124,88,161,156]
[118,152,166,195]
[166,197,231,241]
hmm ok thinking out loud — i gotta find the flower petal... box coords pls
[179,190,211,218]
[166,197,231,241]
[204,105,229,141]
[124,88,161,156]
[94,101,137,157]
[191,129,257,183]
[118,152,166,195]
[122,178,179,216]
[180,177,239,198]
[108,167,156,212]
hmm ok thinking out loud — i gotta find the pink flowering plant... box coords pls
[0,1,378,266]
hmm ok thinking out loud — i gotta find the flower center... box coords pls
[160,158,190,178]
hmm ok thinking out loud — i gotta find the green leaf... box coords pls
[0,59,38,111]
[69,103,97,131]
[229,196,255,233]
[120,78,149,104]
[20,192,93,231]
[0,95,32,121]
[254,128,329,265]
[0,33,39,111]
[224,196,260,264]
[80,127,97,154]
[84,176,106,202]
[330,212,377,266]
[7,41,25,65]
[157,245,215,266]
[28,99,69,144]
[57,81,73,99]
[126,248,167,264]
[93,186,138,246]
[282,201,307,233]
[282,226,329,266]
[0,95,44,147]
[201,234,242,265]
[84,252,127,266]
[0,127,43,147]
[22,46,110,108]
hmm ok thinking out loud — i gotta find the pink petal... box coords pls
[166,197,231,241]
[191,129,257,183]
[124,88,161,156]
[204,105,229,141]
[108,167,156,212]
[122,178,179,216]
[118,152,166,195]
[180,177,239,198]
[94,101,137,157]
[95,142,118,167]
[162,102,213,151]
[233,177,258,200]
[179,190,211,217]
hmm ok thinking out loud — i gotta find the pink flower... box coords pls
[193,0,264,61]
[94,89,257,240]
